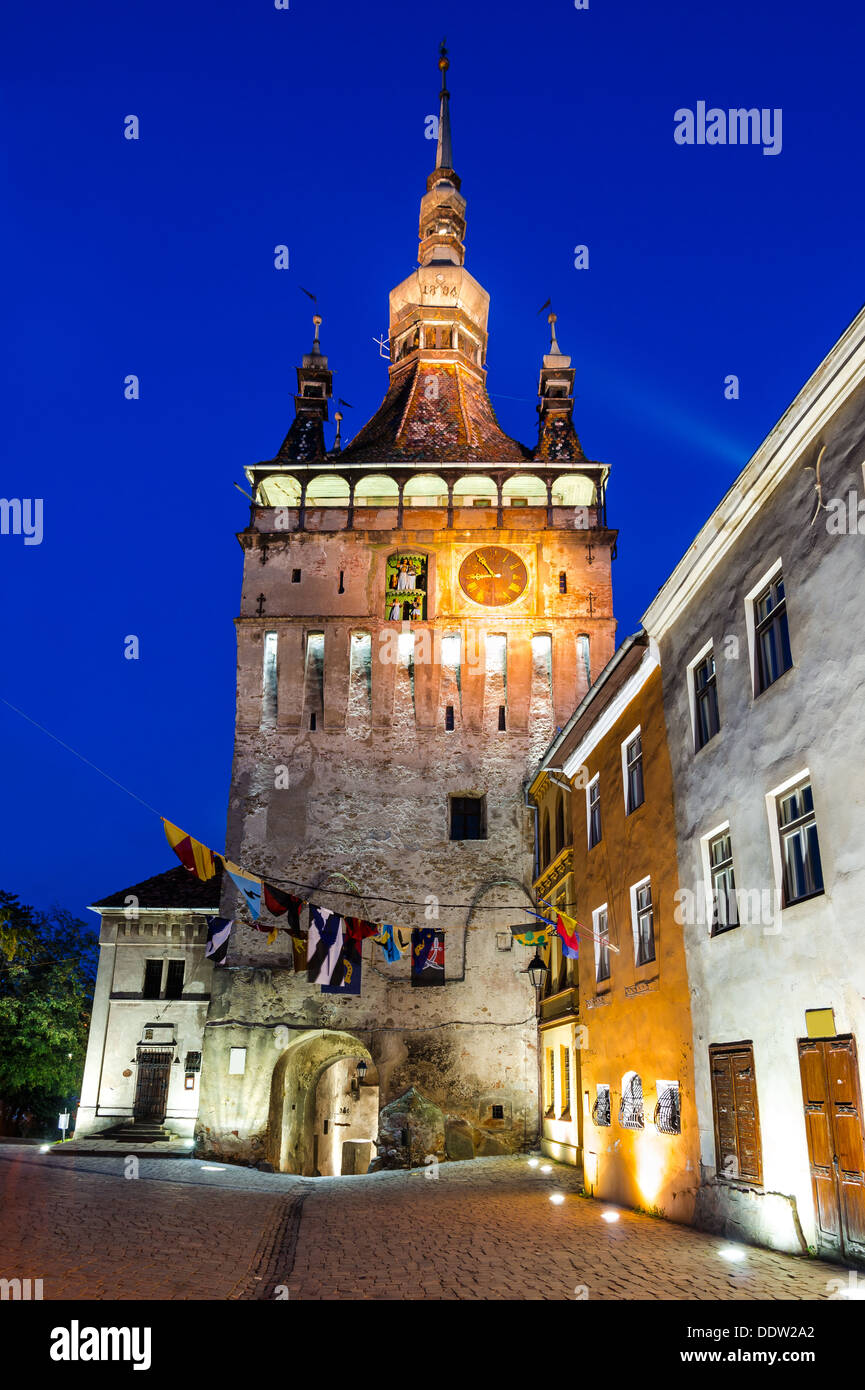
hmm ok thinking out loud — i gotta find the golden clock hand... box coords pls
[477,555,494,577]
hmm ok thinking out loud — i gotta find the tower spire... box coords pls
[418,44,466,268]
[435,39,454,174]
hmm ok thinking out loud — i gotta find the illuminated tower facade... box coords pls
[196,49,617,1174]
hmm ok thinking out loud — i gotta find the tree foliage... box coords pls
[0,891,98,1103]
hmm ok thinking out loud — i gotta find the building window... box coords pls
[709,830,738,933]
[632,880,655,966]
[498,704,506,731]
[587,775,602,849]
[164,960,185,999]
[450,795,485,841]
[555,794,566,855]
[777,780,824,906]
[445,704,455,731]
[309,712,317,731]
[545,1048,555,1116]
[338,570,345,594]
[655,1081,681,1135]
[143,959,162,1000]
[619,1072,644,1129]
[184,1074,195,1090]
[709,1043,763,1184]
[753,571,792,694]
[541,812,551,867]
[592,1084,611,1127]
[491,1104,504,1120]
[560,1045,571,1117]
[559,571,567,593]
[262,630,278,728]
[577,633,591,688]
[593,905,610,984]
[623,730,644,813]
[693,649,720,750]
[184,1052,202,1072]
[291,569,301,583]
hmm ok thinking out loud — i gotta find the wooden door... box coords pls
[798,1036,865,1259]
[133,1048,171,1123]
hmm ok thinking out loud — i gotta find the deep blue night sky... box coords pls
[2,0,863,920]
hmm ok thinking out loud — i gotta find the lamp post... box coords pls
[527,951,548,991]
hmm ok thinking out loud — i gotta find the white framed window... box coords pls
[766,771,825,908]
[592,904,610,984]
[630,876,655,965]
[744,558,793,697]
[621,726,644,814]
[586,773,601,849]
[686,639,720,752]
[699,821,739,934]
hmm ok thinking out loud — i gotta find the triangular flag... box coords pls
[344,916,379,941]
[205,917,232,965]
[224,861,263,921]
[163,820,218,881]
[262,883,303,931]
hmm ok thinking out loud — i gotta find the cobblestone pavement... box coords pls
[0,1146,849,1301]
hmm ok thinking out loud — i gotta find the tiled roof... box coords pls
[535,416,586,462]
[276,413,327,463]
[91,861,223,911]
[340,362,532,464]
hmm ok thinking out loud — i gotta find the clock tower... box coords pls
[196,47,617,1175]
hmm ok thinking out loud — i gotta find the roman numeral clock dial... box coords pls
[458,547,529,607]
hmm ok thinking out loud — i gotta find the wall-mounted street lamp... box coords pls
[527,952,548,991]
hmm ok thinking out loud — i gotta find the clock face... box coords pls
[458,547,529,607]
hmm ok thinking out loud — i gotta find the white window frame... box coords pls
[686,637,715,750]
[592,903,610,984]
[586,773,601,849]
[765,767,823,909]
[629,875,654,965]
[744,557,784,697]
[621,724,643,814]
[699,819,736,935]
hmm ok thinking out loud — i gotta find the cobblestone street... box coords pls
[0,1146,849,1301]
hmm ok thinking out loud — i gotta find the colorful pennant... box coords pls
[163,820,219,881]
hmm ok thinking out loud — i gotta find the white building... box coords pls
[643,304,865,1261]
[75,865,220,1140]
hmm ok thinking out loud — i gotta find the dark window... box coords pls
[445,704,455,731]
[709,831,738,934]
[619,1073,645,1129]
[498,705,506,731]
[778,781,824,905]
[143,959,162,999]
[588,778,602,848]
[164,960,185,999]
[450,796,485,841]
[555,796,566,854]
[634,882,655,965]
[310,712,317,731]
[541,814,551,866]
[655,1083,681,1135]
[184,1052,202,1073]
[694,651,720,750]
[559,571,567,593]
[625,733,644,813]
[291,569,301,583]
[491,1104,504,1120]
[338,570,345,594]
[592,1085,611,1127]
[709,1043,763,1184]
[595,908,610,983]
[754,573,793,694]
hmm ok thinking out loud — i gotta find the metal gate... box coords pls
[133,1047,172,1122]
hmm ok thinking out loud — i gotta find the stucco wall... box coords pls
[650,376,865,1253]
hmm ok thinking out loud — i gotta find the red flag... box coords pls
[262,883,303,931]
[344,916,379,941]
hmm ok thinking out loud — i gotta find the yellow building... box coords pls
[530,632,700,1222]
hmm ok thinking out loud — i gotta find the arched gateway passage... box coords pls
[267,1029,379,1176]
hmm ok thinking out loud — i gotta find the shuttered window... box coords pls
[709,1043,763,1184]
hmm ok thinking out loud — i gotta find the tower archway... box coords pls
[267,1029,379,1175]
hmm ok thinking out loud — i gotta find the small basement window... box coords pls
[292,569,301,583]
[450,795,486,841]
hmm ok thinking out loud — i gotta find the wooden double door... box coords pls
[798,1035,865,1260]
[133,1047,172,1123]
